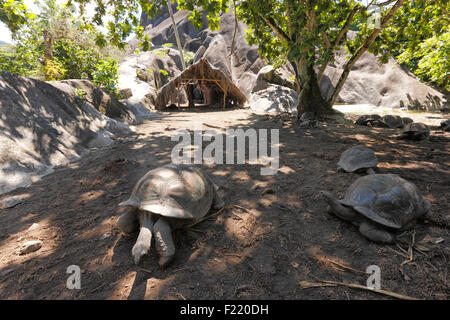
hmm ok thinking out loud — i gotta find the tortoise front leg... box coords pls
[359,221,395,244]
[132,211,154,265]
[154,217,176,268]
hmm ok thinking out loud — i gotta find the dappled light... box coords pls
[0,0,449,302]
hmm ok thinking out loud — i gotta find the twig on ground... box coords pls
[299,280,419,300]
[326,259,367,275]
[387,246,409,259]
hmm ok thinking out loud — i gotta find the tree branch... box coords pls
[328,0,406,105]
[318,5,360,83]
[258,12,291,43]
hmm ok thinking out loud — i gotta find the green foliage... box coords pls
[0,0,124,83]
[2,0,447,105]
[414,32,449,90]
[0,44,36,76]
[184,50,195,65]
[74,88,86,98]
[159,68,168,83]
[92,58,120,96]
[152,48,168,58]
[40,58,66,80]
[0,0,34,33]
[53,39,99,79]
[64,0,228,50]
[381,0,449,90]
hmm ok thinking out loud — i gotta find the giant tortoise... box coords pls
[320,174,430,243]
[117,163,224,267]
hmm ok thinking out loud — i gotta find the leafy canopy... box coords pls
[0,0,122,89]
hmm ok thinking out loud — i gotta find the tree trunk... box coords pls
[296,63,333,115]
[42,29,53,64]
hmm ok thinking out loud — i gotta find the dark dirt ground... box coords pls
[0,106,448,300]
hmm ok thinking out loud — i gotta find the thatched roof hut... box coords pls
[154,58,247,110]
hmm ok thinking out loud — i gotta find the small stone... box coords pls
[0,196,23,209]
[20,240,42,255]
[251,184,261,191]
[28,223,40,231]
[101,232,111,240]
[119,88,133,100]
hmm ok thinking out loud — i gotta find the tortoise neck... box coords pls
[321,191,356,221]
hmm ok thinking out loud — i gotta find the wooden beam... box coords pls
[223,84,228,109]
[177,81,181,109]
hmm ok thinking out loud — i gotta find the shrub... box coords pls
[92,58,120,97]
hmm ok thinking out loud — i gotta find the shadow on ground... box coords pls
[0,107,448,300]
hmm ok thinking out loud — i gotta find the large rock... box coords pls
[322,40,449,111]
[203,34,232,79]
[130,10,448,111]
[117,49,187,113]
[48,79,135,123]
[247,84,298,113]
[128,11,264,101]
[140,2,179,29]
[253,65,296,93]
[0,71,132,195]
[130,8,208,50]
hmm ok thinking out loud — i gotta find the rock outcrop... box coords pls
[48,79,135,123]
[129,9,448,113]
[0,71,132,195]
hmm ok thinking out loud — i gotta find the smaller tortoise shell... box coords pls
[337,145,378,173]
[381,115,404,129]
[340,174,430,229]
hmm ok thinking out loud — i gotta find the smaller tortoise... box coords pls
[441,119,450,132]
[299,112,316,122]
[396,122,430,140]
[117,163,224,267]
[380,115,404,129]
[299,119,318,128]
[320,174,430,243]
[337,145,377,175]
[355,114,381,127]
[402,117,414,125]
[297,112,318,128]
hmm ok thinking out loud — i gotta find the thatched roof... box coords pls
[154,58,247,109]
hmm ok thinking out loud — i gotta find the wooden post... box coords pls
[177,81,181,109]
[223,84,228,109]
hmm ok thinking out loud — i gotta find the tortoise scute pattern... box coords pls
[338,145,377,172]
[341,174,428,228]
[132,164,213,220]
